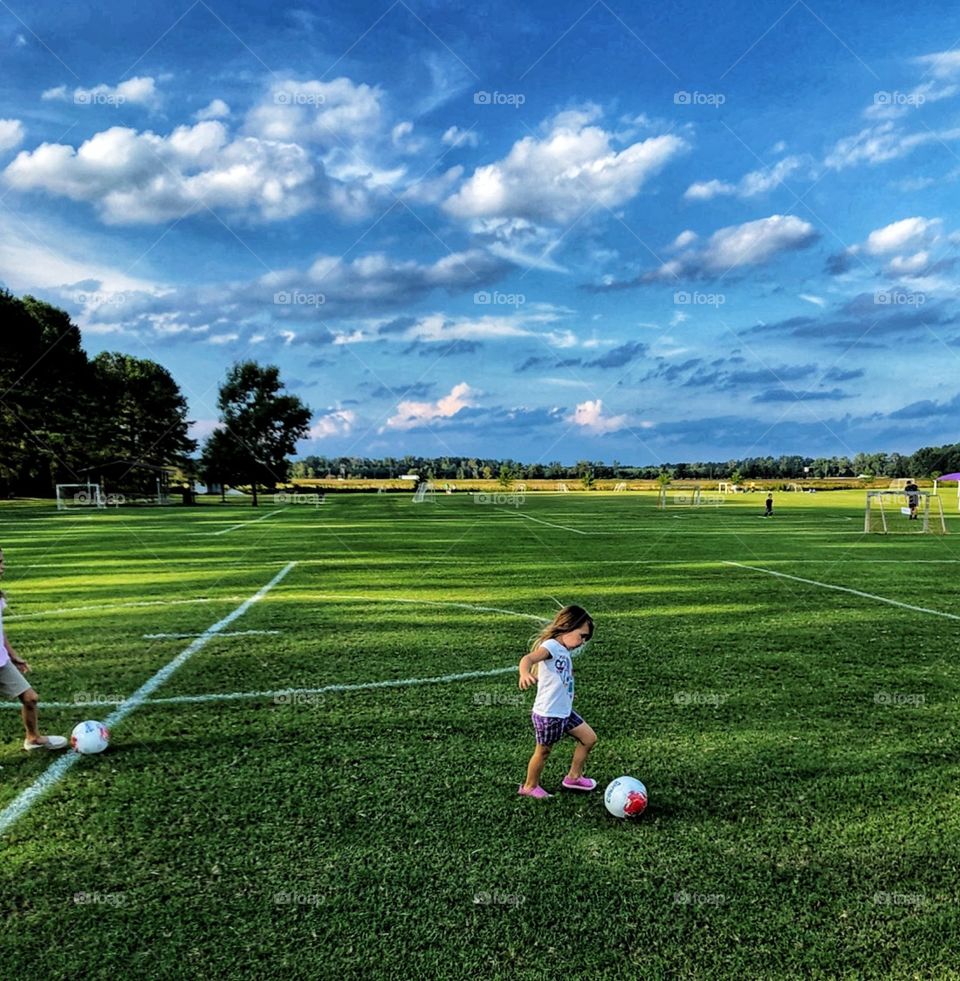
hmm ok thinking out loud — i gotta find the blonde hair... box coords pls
[529,604,594,654]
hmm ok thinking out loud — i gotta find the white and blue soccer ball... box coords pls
[71,720,110,755]
[604,775,648,818]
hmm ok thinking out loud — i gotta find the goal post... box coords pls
[865,490,946,534]
[56,483,106,511]
[412,481,436,503]
[659,483,702,509]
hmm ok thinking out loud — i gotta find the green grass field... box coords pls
[2,491,960,979]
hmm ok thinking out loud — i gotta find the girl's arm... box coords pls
[518,647,550,690]
[4,634,29,672]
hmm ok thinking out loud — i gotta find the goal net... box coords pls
[658,484,702,509]
[412,481,436,503]
[865,490,946,534]
[56,483,106,511]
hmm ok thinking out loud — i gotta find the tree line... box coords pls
[1,290,956,499]
[0,291,310,500]
[294,448,960,483]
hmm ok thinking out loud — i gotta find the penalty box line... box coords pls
[0,562,298,838]
[724,562,960,621]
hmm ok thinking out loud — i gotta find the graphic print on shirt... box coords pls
[553,654,574,696]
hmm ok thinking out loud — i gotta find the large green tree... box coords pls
[89,352,197,493]
[206,361,311,505]
[0,291,91,494]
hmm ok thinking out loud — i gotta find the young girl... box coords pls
[517,605,597,798]
[0,548,68,751]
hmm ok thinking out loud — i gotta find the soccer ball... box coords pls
[71,720,110,755]
[604,776,648,818]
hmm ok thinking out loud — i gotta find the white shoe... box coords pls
[23,735,68,751]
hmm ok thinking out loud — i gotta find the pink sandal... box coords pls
[562,776,597,791]
[518,785,553,798]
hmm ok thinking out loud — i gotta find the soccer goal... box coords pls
[412,481,436,503]
[614,482,627,492]
[659,484,702,509]
[865,490,947,534]
[56,483,106,511]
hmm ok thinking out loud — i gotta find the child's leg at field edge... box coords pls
[522,743,552,790]
[19,687,43,742]
[566,722,597,780]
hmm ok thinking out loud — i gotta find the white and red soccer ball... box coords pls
[604,775,648,818]
[71,720,110,755]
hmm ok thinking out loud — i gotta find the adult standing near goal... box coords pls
[905,479,920,520]
[0,547,68,751]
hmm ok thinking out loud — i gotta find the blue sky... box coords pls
[3,0,960,465]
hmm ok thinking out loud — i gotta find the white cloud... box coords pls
[441,126,479,148]
[194,99,230,121]
[701,215,818,271]
[401,311,576,348]
[271,248,508,311]
[391,121,423,153]
[671,229,698,250]
[914,50,960,79]
[4,121,316,223]
[245,77,383,147]
[0,211,157,293]
[883,251,933,278]
[799,293,826,307]
[637,215,818,282]
[684,156,806,201]
[684,179,735,201]
[568,399,629,434]
[382,382,478,431]
[865,216,941,254]
[825,121,960,169]
[0,119,24,152]
[443,108,688,224]
[309,409,356,438]
[43,76,160,108]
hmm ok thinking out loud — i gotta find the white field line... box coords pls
[298,594,548,620]
[142,629,281,639]
[6,596,244,621]
[210,508,284,536]
[0,563,297,837]
[495,509,590,535]
[8,665,522,709]
[724,562,960,621]
[1,595,549,713]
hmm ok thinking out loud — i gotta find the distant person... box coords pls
[765,493,774,517]
[0,547,68,751]
[517,605,596,798]
[905,479,920,520]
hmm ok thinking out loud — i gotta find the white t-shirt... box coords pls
[0,596,8,668]
[531,637,575,718]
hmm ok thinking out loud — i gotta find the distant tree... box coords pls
[207,362,311,506]
[580,470,595,490]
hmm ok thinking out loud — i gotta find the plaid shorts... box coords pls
[531,709,585,746]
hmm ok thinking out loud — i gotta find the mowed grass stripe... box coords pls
[726,561,960,620]
[0,562,297,836]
